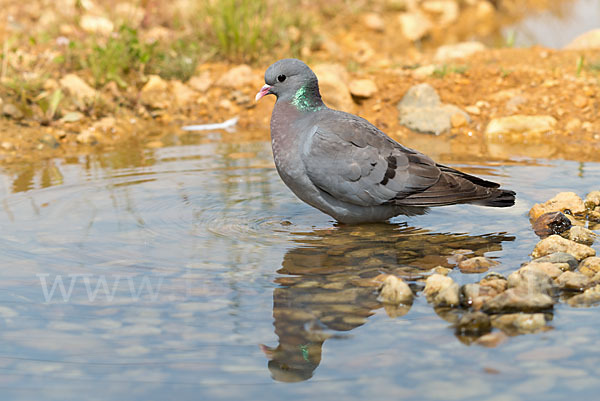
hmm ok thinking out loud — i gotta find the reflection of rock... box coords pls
[262,224,514,381]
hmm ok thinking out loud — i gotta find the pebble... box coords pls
[567,284,600,307]
[579,257,600,277]
[532,211,571,237]
[566,226,596,245]
[188,72,212,92]
[482,288,554,313]
[422,0,459,25]
[521,262,563,279]
[398,11,432,41]
[363,12,385,32]
[171,80,197,106]
[216,64,260,89]
[556,271,589,291]
[532,252,579,271]
[492,313,546,334]
[411,65,436,79]
[312,64,354,112]
[564,28,600,50]
[458,256,498,273]
[507,267,555,295]
[2,103,24,120]
[424,274,460,306]
[529,192,586,221]
[349,79,377,99]
[434,41,486,61]
[450,112,468,128]
[377,275,413,305]
[584,191,600,209]
[464,105,480,115]
[485,115,556,141]
[80,14,114,35]
[39,133,60,149]
[397,83,470,135]
[531,235,595,261]
[60,74,96,103]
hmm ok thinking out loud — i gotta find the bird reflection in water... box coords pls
[261,223,514,382]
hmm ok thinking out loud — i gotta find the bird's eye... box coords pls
[277,74,286,83]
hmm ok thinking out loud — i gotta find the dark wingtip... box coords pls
[475,189,516,207]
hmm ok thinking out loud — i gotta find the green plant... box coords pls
[432,64,468,78]
[576,55,585,76]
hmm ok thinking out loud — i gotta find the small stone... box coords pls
[217,64,260,89]
[2,103,23,120]
[424,274,460,306]
[349,79,377,99]
[171,80,197,106]
[1,141,15,150]
[492,313,546,334]
[532,211,571,237]
[532,252,579,271]
[521,262,563,279]
[455,311,491,335]
[465,105,480,115]
[589,209,600,222]
[434,41,486,61]
[411,65,436,79]
[485,115,557,142]
[60,111,84,123]
[397,83,469,135]
[556,271,589,291]
[363,13,385,32]
[433,266,451,275]
[398,11,432,41]
[529,192,586,220]
[422,0,459,25]
[532,235,595,261]
[507,267,555,295]
[80,14,114,35]
[60,74,96,103]
[39,133,60,149]
[584,191,600,209]
[565,226,596,245]
[579,257,600,277]
[140,75,169,109]
[482,288,554,313]
[309,64,353,112]
[567,284,600,307]
[458,256,498,273]
[188,72,212,92]
[450,112,468,128]
[573,95,588,108]
[564,28,600,50]
[76,129,97,145]
[565,118,582,132]
[377,275,413,305]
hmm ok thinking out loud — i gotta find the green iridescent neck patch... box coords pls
[291,85,324,112]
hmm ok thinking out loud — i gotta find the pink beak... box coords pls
[255,84,272,101]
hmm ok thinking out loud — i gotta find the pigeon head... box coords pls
[256,59,323,111]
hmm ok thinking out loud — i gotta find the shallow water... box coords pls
[0,132,599,400]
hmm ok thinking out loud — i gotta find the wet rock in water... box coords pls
[556,271,590,291]
[564,28,600,50]
[363,12,385,32]
[565,226,597,246]
[589,209,600,223]
[397,83,469,135]
[579,257,600,277]
[491,313,547,335]
[520,262,563,279]
[532,211,571,237]
[312,64,354,113]
[458,256,498,273]
[349,79,377,99]
[60,74,96,104]
[424,274,459,306]
[377,275,413,305]
[217,64,260,89]
[2,103,24,120]
[531,235,595,261]
[567,284,600,307]
[529,192,586,221]
[532,252,579,271]
[398,11,432,41]
[455,311,491,335]
[482,288,554,313]
[507,267,555,295]
[462,273,507,310]
[485,115,556,142]
[434,41,486,61]
[584,191,600,209]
